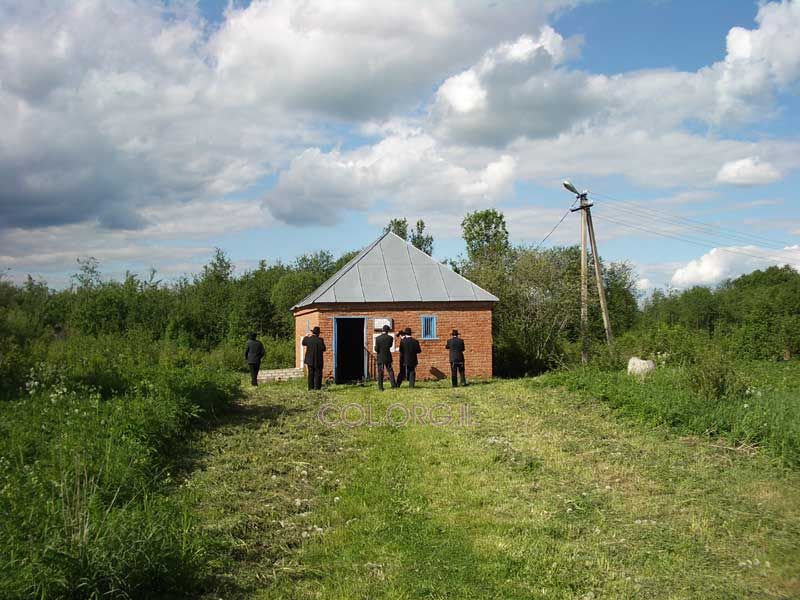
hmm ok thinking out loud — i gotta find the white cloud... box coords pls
[0,0,584,234]
[437,70,487,114]
[264,131,516,224]
[511,126,800,188]
[670,245,800,287]
[0,198,269,284]
[716,157,782,186]
[208,0,579,118]
[2,0,800,284]
[429,1,800,148]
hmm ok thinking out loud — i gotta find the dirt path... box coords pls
[183,379,800,599]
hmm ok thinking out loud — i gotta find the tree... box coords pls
[384,218,409,240]
[270,271,321,336]
[72,257,101,290]
[410,219,434,255]
[199,248,233,285]
[600,261,639,335]
[461,209,510,261]
[295,250,335,277]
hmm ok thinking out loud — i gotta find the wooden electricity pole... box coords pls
[568,184,613,359]
[579,196,589,364]
[586,209,613,345]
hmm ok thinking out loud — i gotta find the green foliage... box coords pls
[206,336,295,372]
[384,218,434,255]
[540,361,800,467]
[270,271,322,336]
[461,209,510,262]
[640,265,800,361]
[0,334,240,598]
[294,250,336,278]
[409,219,434,255]
[383,217,409,240]
[459,220,639,375]
[688,347,749,402]
[615,323,708,367]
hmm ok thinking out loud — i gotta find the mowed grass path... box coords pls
[183,379,800,599]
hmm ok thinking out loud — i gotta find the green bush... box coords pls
[263,336,294,369]
[0,334,241,598]
[688,347,748,402]
[204,336,294,373]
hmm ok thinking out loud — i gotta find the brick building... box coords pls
[292,232,498,383]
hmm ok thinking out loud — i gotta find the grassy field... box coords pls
[539,361,800,467]
[184,376,800,599]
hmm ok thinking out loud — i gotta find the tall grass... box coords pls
[0,333,240,598]
[539,359,800,467]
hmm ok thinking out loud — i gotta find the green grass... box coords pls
[0,341,241,599]
[185,377,800,599]
[539,361,800,467]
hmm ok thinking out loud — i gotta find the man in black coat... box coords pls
[302,326,326,390]
[445,329,467,387]
[244,332,265,386]
[373,324,397,390]
[395,329,406,387]
[399,327,422,388]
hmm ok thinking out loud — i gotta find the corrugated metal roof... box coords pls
[292,231,499,310]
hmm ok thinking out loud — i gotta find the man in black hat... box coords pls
[244,332,265,386]
[302,326,326,390]
[373,324,397,390]
[445,329,467,387]
[399,327,422,388]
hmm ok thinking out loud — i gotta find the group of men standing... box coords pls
[247,324,468,391]
[370,325,469,391]
[373,324,421,390]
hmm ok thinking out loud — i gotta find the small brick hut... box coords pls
[292,231,498,383]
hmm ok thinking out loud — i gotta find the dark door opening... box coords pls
[335,318,365,383]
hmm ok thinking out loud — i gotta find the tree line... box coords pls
[2,209,797,392]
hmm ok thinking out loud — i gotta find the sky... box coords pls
[1,0,799,291]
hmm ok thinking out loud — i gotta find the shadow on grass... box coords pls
[201,399,305,431]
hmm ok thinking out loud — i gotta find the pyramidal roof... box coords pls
[292,232,499,310]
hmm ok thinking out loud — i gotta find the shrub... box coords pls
[688,347,748,402]
[263,336,294,369]
[0,334,241,597]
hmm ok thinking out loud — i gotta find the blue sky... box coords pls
[1,0,798,290]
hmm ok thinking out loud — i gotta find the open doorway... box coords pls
[334,317,365,383]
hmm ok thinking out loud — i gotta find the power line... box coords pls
[593,213,800,265]
[590,191,797,249]
[532,199,578,250]
[595,200,795,250]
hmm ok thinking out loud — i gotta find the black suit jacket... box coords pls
[445,337,465,364]
[244,339,265,364]
[399,337,422,368]
[302,334,326,367]
[374,333,394,365]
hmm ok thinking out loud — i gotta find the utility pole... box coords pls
[586,208,613,345]
[579,194,589,364]
[564,181,613,357]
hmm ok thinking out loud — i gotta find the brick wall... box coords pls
[294,308,321,368]
[293,302,494,381]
